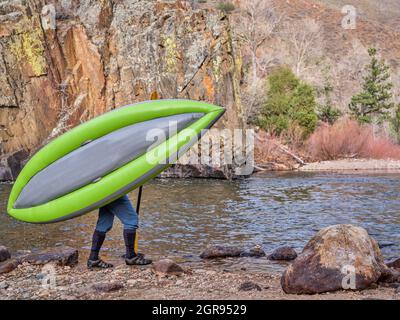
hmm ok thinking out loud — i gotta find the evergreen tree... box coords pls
[349,48,394,123]
[257,66,318,138]
[317,70,342,124]
[390,104,400,143]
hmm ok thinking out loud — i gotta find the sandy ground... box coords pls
[0,262,399,300]
[299,159,400,172]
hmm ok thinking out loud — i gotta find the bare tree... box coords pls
[234,0,283,122]
[284,18,323,77]
[236,0,282,83]
[330,39,370,110]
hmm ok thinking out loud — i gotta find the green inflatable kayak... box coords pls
[7,99,225,223]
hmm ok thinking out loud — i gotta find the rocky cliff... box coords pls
[0,0,244,180]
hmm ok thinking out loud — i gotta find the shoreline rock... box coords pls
[200,246,243,259]
[238,281,262,291]
[152,259,184,277]
[281,224,387,294]
[0,150,29,181]
[17,246,78,267]
[386,258,400,269]
[92,282,124,293]
[160,164,235,180]
[200,245,267,259]
[0,246,11,262]
[0,259,18,274]
[379,266,400,284]
[268,247,297,261]
[240,245,266,258]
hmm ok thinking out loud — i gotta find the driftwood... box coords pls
[253,165,268,172]
[275,143,306,165]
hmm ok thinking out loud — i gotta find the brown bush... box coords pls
[254,130,282,164]
[306,118,400,161]
[254,129,306,167]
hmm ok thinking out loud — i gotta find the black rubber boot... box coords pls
[123,229,152,265]
[87,230,113,269]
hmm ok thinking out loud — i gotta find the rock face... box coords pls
[281,225,386,294]
[152,259,184,277]
[0,0,244,180]
[0,246,11,262]
[18,246,78,267]
[200,245,243,259]
[268,246,298,261]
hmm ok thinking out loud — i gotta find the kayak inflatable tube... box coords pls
[7,99,225,224]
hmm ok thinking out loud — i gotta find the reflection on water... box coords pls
[0,172,399,272]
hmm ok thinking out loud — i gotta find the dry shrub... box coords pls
[254,129,304,166]
[362,135,400,160]
[254,130,280,163]
[306,118,400,161]
[280,123,305,149]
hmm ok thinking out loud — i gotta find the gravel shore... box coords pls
[0,261,399,300]
[299,159,400,172]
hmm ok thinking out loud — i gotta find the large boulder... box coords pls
[281,225,386,294]
[18,246,78,267]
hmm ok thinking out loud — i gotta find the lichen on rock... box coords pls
[10,17,47,77]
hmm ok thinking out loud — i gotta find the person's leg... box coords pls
[95,205,115,234]
[107,194,152,265]
[87,206,115,269]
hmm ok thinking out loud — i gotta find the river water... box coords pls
[1,172,399,272]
